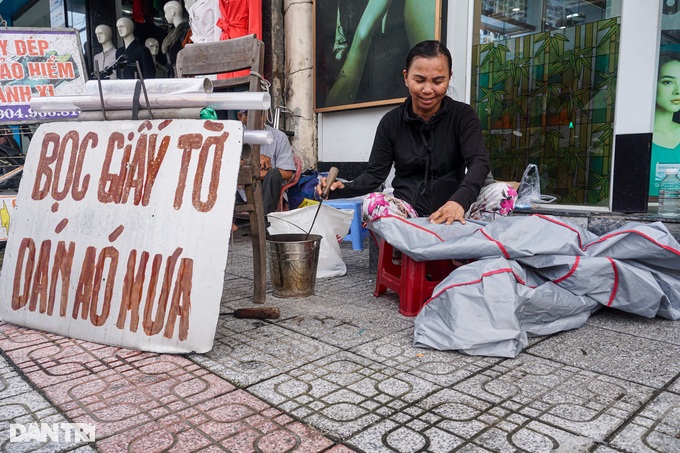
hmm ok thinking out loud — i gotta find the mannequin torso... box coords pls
[162,1,191,77]
[145,38,168,78]
[93,24,117,78]
[115,17,156,79]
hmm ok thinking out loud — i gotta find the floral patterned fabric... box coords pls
[466,182,518,221]
[361,182,518,224]
[361,193,419,223]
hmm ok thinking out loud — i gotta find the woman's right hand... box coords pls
[316,177,345,199]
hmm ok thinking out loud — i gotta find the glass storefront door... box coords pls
[472,0,621,207]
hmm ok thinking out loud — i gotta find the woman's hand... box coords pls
[316,177,345,199]
[428,201,466,225]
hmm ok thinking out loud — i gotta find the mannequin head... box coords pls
[145,38,159,56]
[116,17,134,40]
[164,1,187,27]
[95,25,113,46]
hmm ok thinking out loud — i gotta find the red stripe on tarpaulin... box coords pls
[423,267,536,309]
[479,229,510,259]
[372,214,449,242]
[552,256,581,284]
[534,214,588,250]
[584,229,680,257]
[607,257,619,307]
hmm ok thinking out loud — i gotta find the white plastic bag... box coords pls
[515,164,556,209]
[267,205,353,278]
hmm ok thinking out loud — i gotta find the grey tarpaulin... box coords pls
[367,214,680,358]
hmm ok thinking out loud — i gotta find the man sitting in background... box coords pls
[234,110,297,231]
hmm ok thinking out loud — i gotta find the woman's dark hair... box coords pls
[405,40,452,73]
[659,51,680,70]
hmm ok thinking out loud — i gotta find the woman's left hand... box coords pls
[428,201,466,225]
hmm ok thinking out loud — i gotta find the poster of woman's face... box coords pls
[314,0,442,112]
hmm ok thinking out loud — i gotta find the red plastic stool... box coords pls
[374,239,460,317]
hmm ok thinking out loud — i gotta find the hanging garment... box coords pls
[216,0,262,79]
[188,0,218,43]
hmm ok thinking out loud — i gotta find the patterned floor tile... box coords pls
[608,391,680,452]
[249,351,440,440]
[269,295,413,350]
[468,420,609,452]
[220,275,263,305]
[0,328,343,451]
[586,309,680,345]
[96,389,336,453]
[527,325,680,388]
[39,356,235,437]
[0,357,36,400]
[3,337,178,393]
[670,377,680,394]
[350,329,501,387]
[0,323,58,352]
[190,323,340,387]
[451,355,654,441]
[347,389,612,452]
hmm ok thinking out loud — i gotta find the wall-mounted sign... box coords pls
[0,27,86,124]
[0,119,241,353]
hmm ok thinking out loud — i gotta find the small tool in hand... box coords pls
[305,166,339,240]
[220,307,281,319]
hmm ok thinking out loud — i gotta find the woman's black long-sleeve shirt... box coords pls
[330,96,491,216]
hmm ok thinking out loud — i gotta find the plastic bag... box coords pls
[515,164,556,209]
[267,205,353,278]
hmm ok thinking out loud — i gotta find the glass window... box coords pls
[479,0,611,43]
[13,0,50,27]
[65,0,87,47]
[472,0,621,208]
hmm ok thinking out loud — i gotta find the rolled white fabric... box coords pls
[84,78,213,95]
[31,91,271,113]
[75,108,204,121]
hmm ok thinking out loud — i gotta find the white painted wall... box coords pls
[318,107,391,162]
[318,1,472,163]
[612,0,660,135]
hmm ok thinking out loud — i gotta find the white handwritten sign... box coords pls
[0,28,87,123]
[0,119,242,353]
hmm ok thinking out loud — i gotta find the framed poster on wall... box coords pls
[314,0,443,113]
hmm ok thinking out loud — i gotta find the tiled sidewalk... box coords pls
[0,227,680,452]
[0,322,349,452]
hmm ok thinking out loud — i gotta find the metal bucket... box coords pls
[267,234,322,298]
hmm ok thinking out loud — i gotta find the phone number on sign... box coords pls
[0,105,78,122]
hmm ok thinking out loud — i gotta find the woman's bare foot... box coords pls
[232,222,238,233]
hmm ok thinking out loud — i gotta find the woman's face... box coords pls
[657,60,680,113]
[403,55,451,120]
